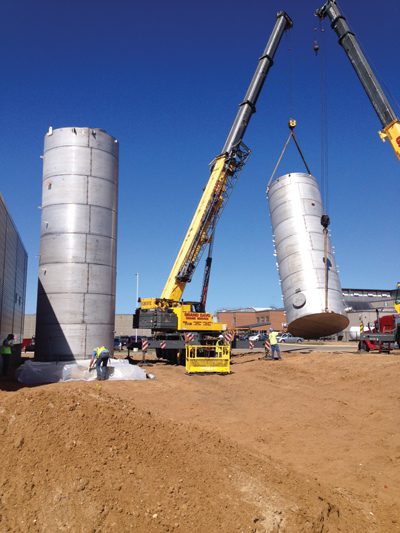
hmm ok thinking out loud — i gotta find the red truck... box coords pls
[359,314,400,353]
[22,338,35,353]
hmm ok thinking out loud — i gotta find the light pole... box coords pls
[135,272,139,342]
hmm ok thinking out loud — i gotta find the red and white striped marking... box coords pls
[160,340,167,350]
[142,338,149,352]
[264,340,271,351]
[184,333,194,343]
[249,340,254,350]
[224,332,234,343]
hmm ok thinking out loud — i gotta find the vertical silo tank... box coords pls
[267,172,349,338]
[35,127,118,361]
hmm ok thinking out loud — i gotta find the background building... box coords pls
[0,194,28,344]
[215,308,286,332]
[215,287,397,340]
[24,314,149,342]
[24,287,397,342]
[342,287,396,340]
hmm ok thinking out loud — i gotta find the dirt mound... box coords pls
[0,381,377,532]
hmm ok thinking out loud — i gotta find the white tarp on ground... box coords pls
[16,359,149,385]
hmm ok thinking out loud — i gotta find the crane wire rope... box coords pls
[199,221,216,311]
[266,29,312,191]
[286,28,295,120]
[317,16,329,212]
[266,121,312,192]
[315,17,330,312]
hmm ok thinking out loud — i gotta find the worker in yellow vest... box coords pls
[1,333,14,377]
[268,328,281,361]
[89,345,110,380]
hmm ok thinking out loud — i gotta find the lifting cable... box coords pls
[315,18,330,311]
[266,117,331,312]
[321,214,330,312]
[199,224,216,312]
[286,27,295,120]
[316,17,329,212]
[266,30,312,191]
[323,228,329,312]
[266,119,312,192]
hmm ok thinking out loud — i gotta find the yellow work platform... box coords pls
[185,344,230,374]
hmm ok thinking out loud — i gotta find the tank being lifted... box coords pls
[35,127,118,361]
[267,172,349,338]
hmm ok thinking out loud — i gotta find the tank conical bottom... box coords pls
[288,312,349,339]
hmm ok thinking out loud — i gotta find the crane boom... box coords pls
[160,11,293,303]
[135,11,292,362]
[221,11,293,155]
[316,0,400,159]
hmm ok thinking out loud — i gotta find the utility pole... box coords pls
[135,273,139,342]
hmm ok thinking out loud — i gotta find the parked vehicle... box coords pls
[277,333,304,343]
[120,335,130,347]
[114,337,122,350]
[249,332,268,342]
[22,337,35,353]
[126,336,142,351]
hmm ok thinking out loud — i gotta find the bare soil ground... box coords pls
[1,349,399,532]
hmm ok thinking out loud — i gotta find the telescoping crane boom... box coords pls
[316,0,400,160]
[134,11,293,362]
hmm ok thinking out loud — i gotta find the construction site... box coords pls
[1,1,400,531]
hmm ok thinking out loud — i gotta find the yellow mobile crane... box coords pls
[316,0,400,159]
[133,11,293,367]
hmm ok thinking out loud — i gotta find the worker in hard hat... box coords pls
[1,333,14,377]
[268,328,281,361]
[89,345,110,380]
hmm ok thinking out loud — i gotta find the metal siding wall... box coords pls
[0,196,27,343]
[13,241,27,342]
[0,199,6,338]
[1,219,17,336]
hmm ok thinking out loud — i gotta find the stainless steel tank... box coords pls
[35,127,118,361]
[267,172,348,338]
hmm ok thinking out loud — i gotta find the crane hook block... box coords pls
[321,214,330,229]
[313,40,320,55]
[288,118,296,130]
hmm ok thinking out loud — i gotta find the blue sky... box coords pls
[1,0,399,315]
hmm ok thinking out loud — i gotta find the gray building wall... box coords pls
[23,314,36,339]
[0,194,28,344]
[114,314,135,336]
